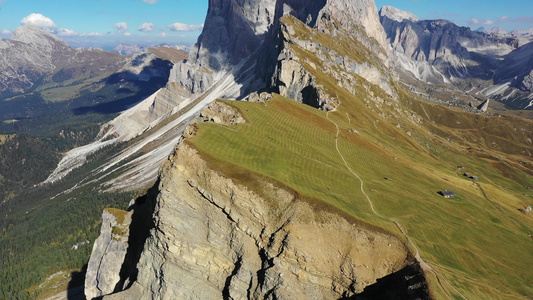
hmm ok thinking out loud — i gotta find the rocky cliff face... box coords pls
[85,209,132,299]
[170,0,390,102]
[379,6,515,83]
[95,139,412,299]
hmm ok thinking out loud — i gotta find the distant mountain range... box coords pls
[380,5,533,109]
[113,44,191,55]
[0,24,126,97]
[0,25,192,125]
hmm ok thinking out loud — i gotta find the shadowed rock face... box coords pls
[85,209,132,299]
[189,0,276,70]
[174,0,389,99]
[349,262,430,300]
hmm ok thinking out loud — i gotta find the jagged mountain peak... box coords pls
[11,24,68,47]
[191,0,388,68]
[179,0,389,100]
[379,5,419,23]
[479,26,508,35]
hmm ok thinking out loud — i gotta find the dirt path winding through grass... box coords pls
[326,111,468,300]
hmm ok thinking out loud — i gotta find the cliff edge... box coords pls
[94,140,412,299]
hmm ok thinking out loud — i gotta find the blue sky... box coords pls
[375,0,533,31]
[0,0,208,49]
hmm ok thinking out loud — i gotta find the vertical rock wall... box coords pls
[85,209,132,299]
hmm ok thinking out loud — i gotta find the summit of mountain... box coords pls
[476,26,508,35]
[379,5,419,23]
[11,24,69,48]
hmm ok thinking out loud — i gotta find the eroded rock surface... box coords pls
[102,143,411,299]
[85,209,132,299]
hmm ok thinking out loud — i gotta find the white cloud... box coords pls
[82,32,104,37]
[21,13,58,31]
[56,28,104,37]
[138,22,155,32]
[1,29,11,35]
[167,22,203,32]
[143,0,157,3]
[57,28,78,36]
[114,22,128,33]
[124,32,132,36]
[498,16,510,22]
[468,18,494,26]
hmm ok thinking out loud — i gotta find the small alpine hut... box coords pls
[439,190,456,198]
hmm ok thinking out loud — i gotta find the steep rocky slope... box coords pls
[93,141,414,299]
[380,5,533,110]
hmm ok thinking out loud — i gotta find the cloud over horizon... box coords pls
[114,22,128,34]
[468,18,494,26]
[20,13,105,37]
[167,22,203,32]
[21,13,58,31]
[138,22,155,32]
[468,14,533,30]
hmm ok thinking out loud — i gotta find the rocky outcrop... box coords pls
[99,142,413,299]
[85,209,132,299]
[272,12,394,111]
[477,99,490,112]
[199,101,246,125]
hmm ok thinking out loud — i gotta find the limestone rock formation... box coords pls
[85,209,132,299]
[273,14,394,110]
[199,101,246,125]
[102,143,412,299]
[380,5,533,109]
[171,0,391,104]
[477,99,490,112]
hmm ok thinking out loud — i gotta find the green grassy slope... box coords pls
[189,95,532,299]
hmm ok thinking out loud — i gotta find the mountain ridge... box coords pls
[80,1,532,299]
[380,5,533,110]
